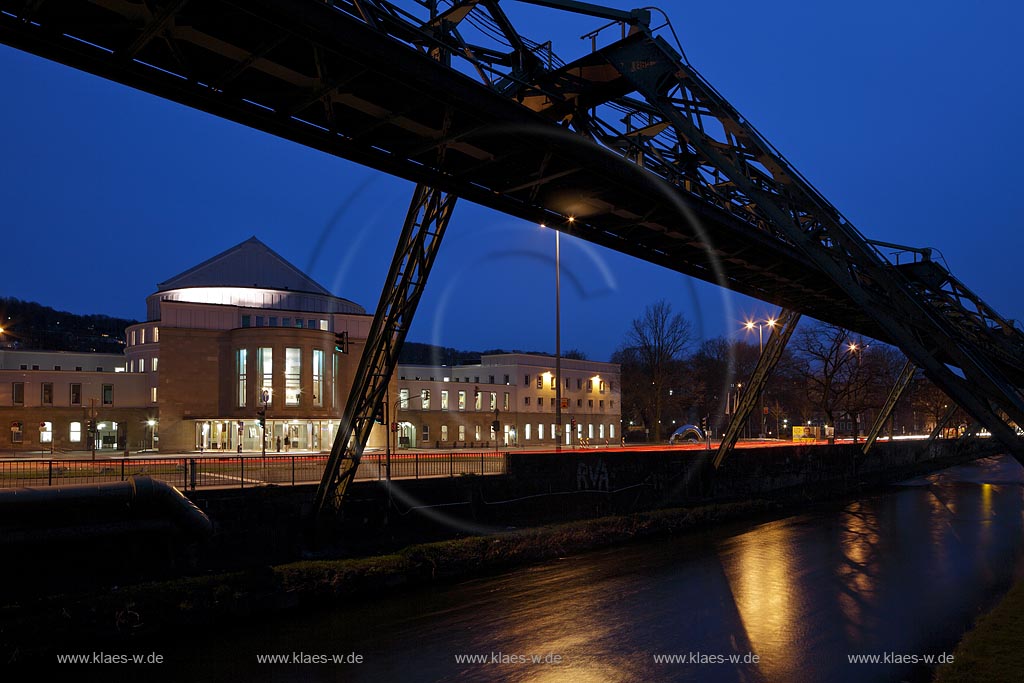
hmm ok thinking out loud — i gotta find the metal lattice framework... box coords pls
[2,0,1023,503]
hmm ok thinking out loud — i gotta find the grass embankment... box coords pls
[1,499,773,662]
[935,578,1024,682]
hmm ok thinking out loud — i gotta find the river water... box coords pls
[165,455,1024,682]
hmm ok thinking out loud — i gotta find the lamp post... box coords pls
[542,219,568,451]
[847,342,865,443]
[744,316,777,438]
[147,419,156,452]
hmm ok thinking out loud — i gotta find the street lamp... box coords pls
[743,316,777,438]
[147,418,156,452]
[847,341,866,442]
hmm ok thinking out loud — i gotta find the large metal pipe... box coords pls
[0,476,213,538]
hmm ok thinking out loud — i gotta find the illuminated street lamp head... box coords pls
[147,419,156,427]
[767,318,777,328]
[567,216,575,223]
[848,342,859,352]
[744,321,755,331]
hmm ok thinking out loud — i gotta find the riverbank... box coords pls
[935,577,1024,682]
[1,499,776,663]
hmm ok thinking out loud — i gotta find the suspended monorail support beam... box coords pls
[713,309,801,468]
[312,185,457,520]
[862,360,916,455]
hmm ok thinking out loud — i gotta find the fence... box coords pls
[0,451,507,491]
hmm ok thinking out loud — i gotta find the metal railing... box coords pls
[0,451,507,491]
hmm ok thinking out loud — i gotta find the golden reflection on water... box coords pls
[836,502,880,642]
[720,520,796,682]
[457,567,641,683]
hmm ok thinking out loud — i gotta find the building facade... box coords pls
[395,354,621,448]
[0,237,391,453]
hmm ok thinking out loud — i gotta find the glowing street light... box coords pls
[743,316,779,438]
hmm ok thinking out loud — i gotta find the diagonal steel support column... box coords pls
[312,185,456,519]
[862,360,916,455]
[713,309,801,468]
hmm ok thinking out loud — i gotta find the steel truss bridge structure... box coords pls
[3,0,1023,519]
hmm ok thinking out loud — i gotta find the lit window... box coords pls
[70,421,82,443]
[458,391,466,410]
[458,425,465,441]
[537,377,542,389]
[151,387,158,402]
[503,392,509,411]
[475,425,481,441]
[490,392,496,411]
[139,358,146,373]
[285,347,301,406]
[421,389,430,410]
[399,388,410,410]
[237,349,248,408]
[320,320,329,331]
[41,382,53,405]
[441,391,449,410]
[600,381,606,394]
[258,348,273,404]
[152,357,158,371]
[130,330,136,345]
[609,424,615,439]
[313,349,324,407]
[474,391,481,411]
[153,327,159,343]
[140,328,146,344]
[40,422,52,443]
[441,425,448,442]
[599,424,605,439]
[550,376,556,390]
[525,424,531,440]
[539,423,545,439]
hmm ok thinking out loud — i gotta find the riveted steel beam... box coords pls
[862,360,916,455]
[713,309,800,468]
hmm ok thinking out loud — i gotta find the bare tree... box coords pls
[790,322,864,435]
[618,300,693,441]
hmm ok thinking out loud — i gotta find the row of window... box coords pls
[398,389,511,412]
[15,364,112,372]
[524,397,613,410]
[10,382,115,406]
[526,375,610,393]
[241,316,329,330]
[129,326,159,346]
[129,357,159,373]
[236,347,328,408]
[399,373,615,393]
[12,420,123,444]
[427,423,616,441]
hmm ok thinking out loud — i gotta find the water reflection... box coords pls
[157,456,1024,683]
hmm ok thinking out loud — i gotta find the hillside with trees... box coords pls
[0,298,135,354]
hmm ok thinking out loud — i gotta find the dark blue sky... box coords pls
[2,0,1022,361]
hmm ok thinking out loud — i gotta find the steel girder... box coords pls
[713,310,800,468]
[312,184,456,518]
[862,360,916,455]
[598,34,1024,462]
